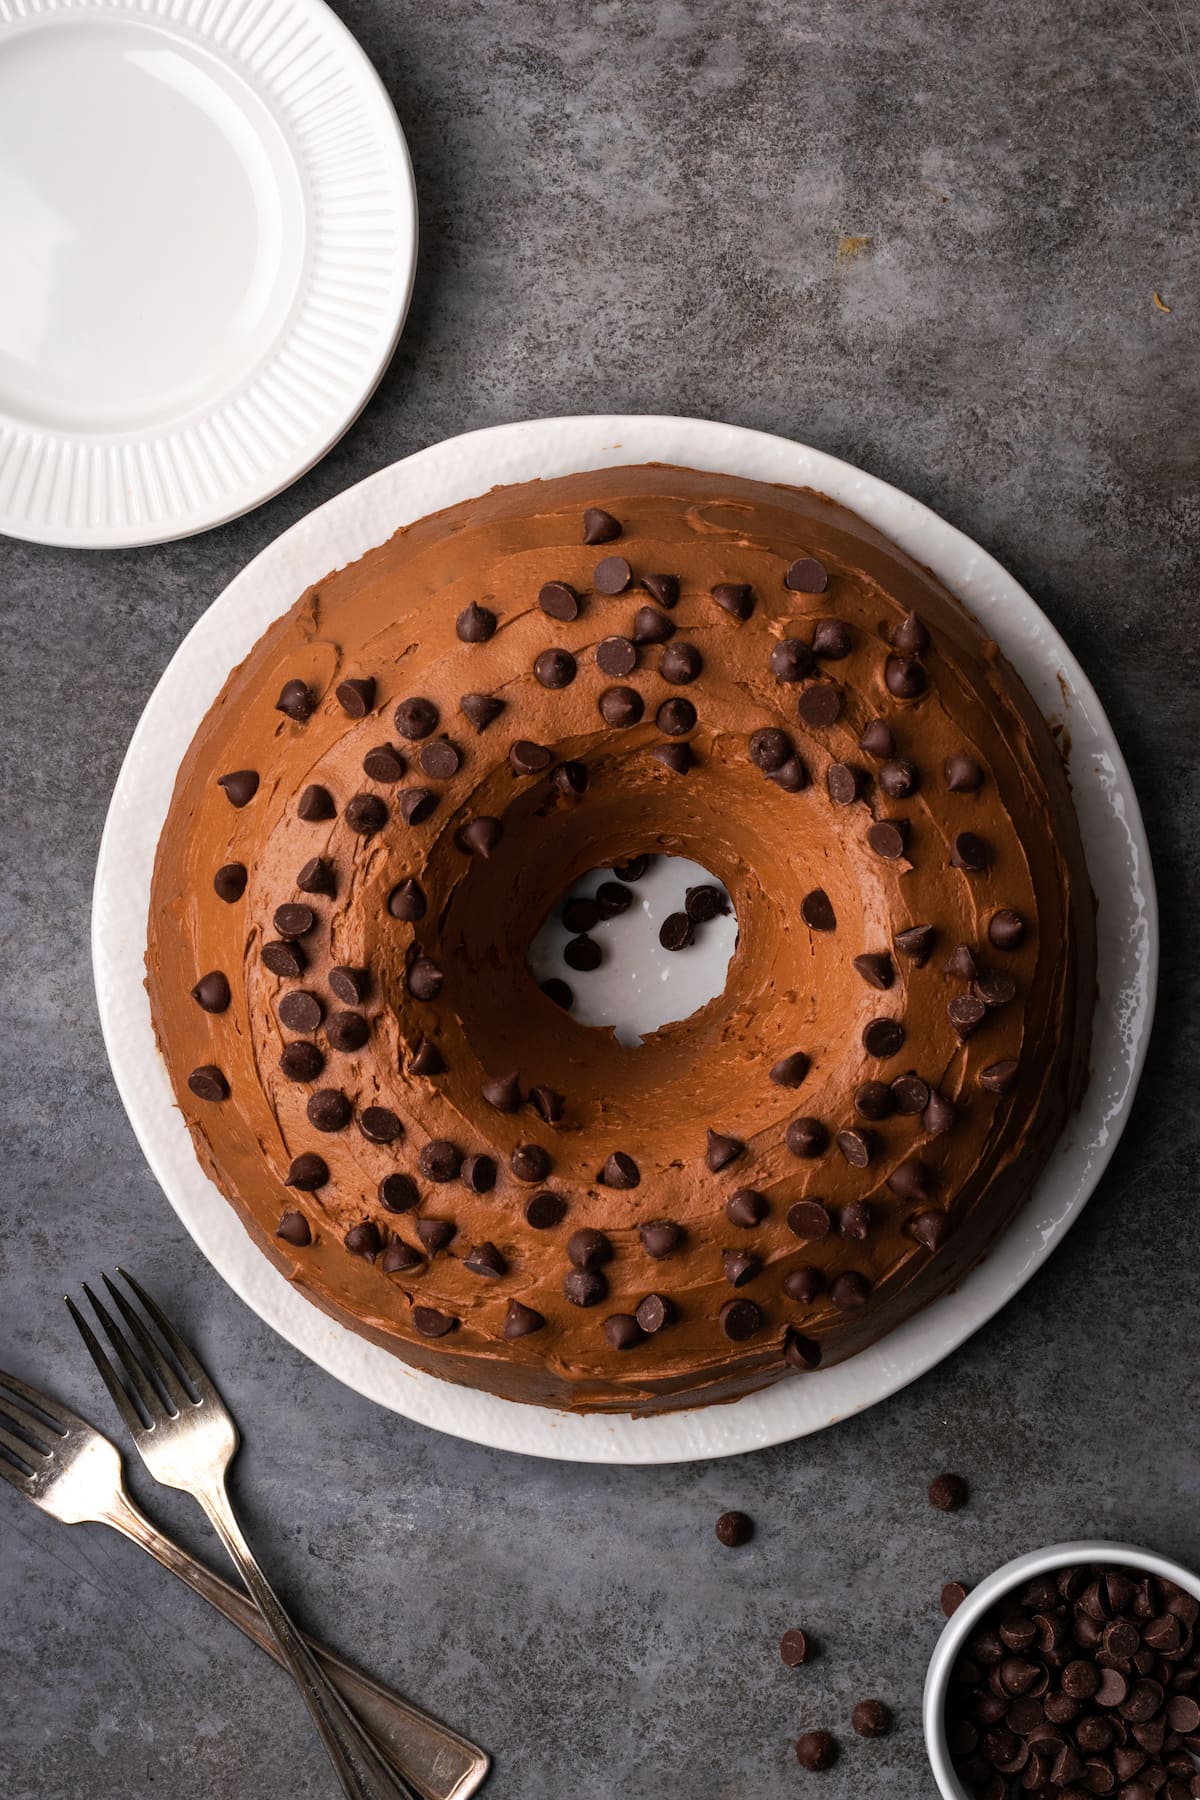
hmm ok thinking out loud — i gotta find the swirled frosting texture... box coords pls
[147,465,1094,1412]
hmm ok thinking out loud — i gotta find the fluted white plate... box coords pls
[0,0,415,547]
[93,416,1157,1463]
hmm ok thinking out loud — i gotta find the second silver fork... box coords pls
[68,1269,420,1800]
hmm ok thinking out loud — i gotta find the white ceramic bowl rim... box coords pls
[923,1539,1200,1799]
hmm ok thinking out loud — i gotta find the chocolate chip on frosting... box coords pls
[633,605,675,645]
[327,966,369,1006]
[568,1229,613,1270]
[325,1011,368,1052]
[908,1209,951,1251]
[944,751,984,791]
[974,971,1016,1008]
[504,1300,545,1338]
[950,830,991,871]
[482,1070,522,1112]
[416,1219,456,1254]
[213,862,248,903]
[296,857,336,897]
[711,582,755,620]
[894,923,935,965]
[276,1210,311,1246]
[801,888,837,931]
[892,610,930,655]
[830,1271,871,1310]
[879,757,919,799]
[525,1191,567,1229]
[539,580,580,621]
[529,1085,564,1123]
[859,718,896,758]
[381,1240,423,1274]
[336,677,375,718]
[652,743,693,773]
[862,1018,905,1058]
[867,820,908,860]
[719,1298,763,1341]
[419,1139,462,1183]
[397,788,437,826]
[600,686,644,727]
[887,1157,932,1199]
[948,993,987,1039]
[360,1106,403,1144]
[601,1151,640,1189]
[582,506,621,544]
[979,1058,1019,1094]
[827,760,865,806]
[852,952,894,990]
[635,1293,674,1333]
[796,683,843,727]
[922,1088,957,1135]
[191,971,231,1013]
[836,1130,875,1169]
[412,1305,458,1337]
[726,1188,767,1227]
[706,1129,744,1172]
[749,728,792,773]
[388,878,427,921]
[656,698,695,736]
[187,1065,228,1102]
[457,816,503,857]
[273,903,316,939]
[596,635,637,676]
[263,939,306,978]
[605,1312,646,1350]
[344,793,388,835]
[275,678,315,721]
[460,1152,497,1192]
[660,640,701,683]
[511,1143,551,1183]
[785,556,828,593]
[461,692,505,732]
[770,1051,811,1087]
[297,783,335,821]
[885,655,926,698]
[419,737,463,779]
[890,1073,930,1115]
[286,1153,328,1190]
[217,769,258,808]
[786,1117,828,1157]
[989,907,1027,949]
[812,618,852,660]
[379,1173,419,1213]
[307,1088,351,1132]
[783,1267,824,1304]
[456,602,496,643]
[593,555,633,595]
[464,1241,507,1278]
[643,572,679,607]
[394,696,439,740]
[854,1080,893,1121]
[553,760,589,796]
[770,638,817,682]
[563,1269,607,1307]
[407,957,444,1001]
[279,1041,324,1082]
[640,1219,682,1258]
[786,1199,832,1239]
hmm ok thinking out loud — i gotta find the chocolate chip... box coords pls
[786,1117,827,1157]
[218,769,259,808]
[296,857,336,898]
[945,752,984,792]
[643,572,679,607]
[892,609,930,655]
[724,1189,765,1228]
[601,1151,640,1189]
[482,1070,522,1112]
[659,911,694,951]
[854,1080,893,1121]
[603,1313,644,1351]
[416,1220,455,1255]
[360,1106,402,1144]
[944,943,980,981]
[770,637,817,682]
[633,605,675,645]
[863,1017,905,1058]
[529,1086,564,1123]
[273,903,315,939]
[836,1130,874,1169]
[336,677,376,718]
[890,1072,930,1114]
[594,555,633,595]
[635,1292,673,1333]
[397,788,437,826]
[886,655,926,698]
[379,1173,419,1213]
[564,934,602,971]
[539,580,580,620]
[326,966,368,1007]
[948,994,987,1040]
[596,884,634,922]
[191,970,231,1013]
[928,1471,968,1512]
[812,617,852,659]
[721,1296,764,1340]
[941,1582,971,1617]
[852,1700,892,1738]
[685,884,728,922]
[660,640,702,684]
[408,957,444,1001]
[536,648,575,687]
[344,793,388,835]
[597,635,637,675]
[597,685,642,727]
[419,1139,462,1183]
[801,888,837,931]
[388,878,426,921]
[887,1157,931,1199]
[867,820,908,859]
[187,1065,228,1102]
[419,738,462,780]
[276,678,315,721]
[780,1628,812,1667]
[394,696,439,740]
[456,601,496,643]
[457,816,502,857]
[830,762,865,806]
[279,1041,324,1082]
[894,923,935,965]
[307,1088,351,1132]
[859,719,896,758]
[770,1051,811,1087]
[797,683,843,726]
[785,556,828,593]
[540,977,574,1009]
[656,697,696,736]
[583,506,621,544]
[853,952,894,990]
[464,1241,507,1278]
[711,582,754,620]
[922,1089,957,1135]
[277,993,322,1036]
[511,1143,551,1183]
[461,692,505,732]
[783,1266,824,1303]
[381,1240,423,1274]
[286,1153,328,1189]
[974,972,1016,1008]
[794,1731,837,1771]
[564,1269,607,1307]
[706,1129,744,1172]
[640,1219,681,1257]
[749,727,793,772]
[879,757,919,799]
[412,1306,458,1337]
[213,862,248,903]
[786,1199,831,1240]
[989,908,1027,950]
[263,940,306,978]
[613,855,651,880]
[459,1153,496,1193]
[361,743,405,786]
[409,1036,444,1077]
[504,1300,545,1338]
[951,831,991,871]
[325,1011,368,1052]
[276,1210,311,1246]
[830,1271,871,1310]
[715,1509,754,1546]
[525,1191,567,1229]
[909,1209,951,1251]
[568,1228,612,1271]
[298,784,335,821]
[552,760,589,797]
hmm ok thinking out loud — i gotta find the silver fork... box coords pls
[0,1371,487,1800]
[67,1270,423,1800]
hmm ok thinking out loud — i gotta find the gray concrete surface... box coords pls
[3,1,1198,1794]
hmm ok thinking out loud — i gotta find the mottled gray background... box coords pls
[3,1,1199,1794]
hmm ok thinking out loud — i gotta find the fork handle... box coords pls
[194,1477,421,1800]
[105,1492,483,1800]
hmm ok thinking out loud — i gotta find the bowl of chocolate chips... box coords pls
[924,1542,1200,1800]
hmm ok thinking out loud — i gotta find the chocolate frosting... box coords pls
[147,465,1095,1412]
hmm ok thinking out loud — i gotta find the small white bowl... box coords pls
[924,1540,1200,1799]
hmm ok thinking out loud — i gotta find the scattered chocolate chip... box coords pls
[307,1088,351,1132]
[604,1313,644,1351]
[867,820,908,860]
[922,1089,957,1135]
[398,788,437,826]
[840,1201,872,1241]
[360,1106,402,1144]
[720,1298,764,1340]
[909,1209,951,1251]
[770,1051,811,1087]
[599,685,643,727]
[327,966,369,1006]
[217,769,259,808]
[563,1269,607,1307]
[406,956,443,1000]
[613,855,651,881]
[525,1191,567,1230]
[715,1509,754,1546]
[830,1271,871,1310]
[859,719,896,758]
[951,831,991,872]
[583,506,621,544]
[749,727,793,773]
[388,878,426,921]
[945,752,984,792]
[862,1017,905,1058]
[464,1241,507,1278]
[786,1199,832,1241]
[482,1071,523,1113]
[781,1628,812,1666]
[553,760,589,796]
[797,683,843,727]
[634,1292,673,1334]
[416,1219,455,1255]
[640,1219,682,1258]
[279,1041,324,1082]
[785,1328,822,1369]
[854,1080,893,1121]
[894,923,935,965]
[504,1300,545,1338]
[344,793,388,835]
[263,939,306,978]
[539,579,580,622]
[213,862,248,903]
[564,934,602,971]
[362,743,405,783]
[286,1153,328,1190]
[711,582,754,620]
[509,739,553,780]
[568,1228,612,1271]
[852,1700,892,1738]
[795,1731,838,1771]
[593,555,633,595]
[706,1129,744,1172]
[276,1210,311,1246]
[853,951,894,990]
[880,757,919,799]
[685,884,728,922]
[457,816,503,858]
[928,1472,968,1512]
[836,1130,875,1170]
[974,972,1016,1008]
[419,1140,462,1183]
[980,1059,1019,1095]
[381,1240,423,1274]
[540,976,574,1009]
[394,697,439,740]
[723,1189,765,1229]
[887,1157,931,1199]
[948,993,987,1040]
[886,655,926,698]
[297,783,335,821]
[633,605,675,645]
[890,1073,930,1115]
[941,1581,971,1617]
[273,902,316,939]
[785,556,828,593]
[187,1065,228,1102]
[191,970,231,1013]
[511,1143,551,1183]
[456,601,496,643]
[659,911,694,951]
[944,942,980,981]
[276,678,315,721]
[325,1011,368,1052]
[989,908,1027,950]
[336,677,376,718]
[656,697,696,736]
[419,737,463,780]
[461,692,505,732]
[379,1173,419,1213]
[827,762,862,805]
[770,637,817,682]
[801,888,837,931]
[659,640,702,687]
[651,741,694,773]
[412,1305,458,1337]
[601,1151,640,1189]
[596,635,637,676]
[296,856,336,898]
[643,572,679,607]
[812,617,852,659]
[591,883,631,921]
[529,1085,564,1123]
[459,1153,497,1193]
[786,1117,828,1157]
[892,609,930,655]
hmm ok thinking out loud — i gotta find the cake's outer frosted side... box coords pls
[146,465,1094,1413]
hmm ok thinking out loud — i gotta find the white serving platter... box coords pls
[92,416,1157,1463]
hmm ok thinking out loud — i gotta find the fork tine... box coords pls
[0,1392,60,1452]
[66,1291,154,1437]
[0,1368,78,1436]
[0,1420,45,1469]
[0,1449,33,1491]
[115,1268,213,1399]
[101,1274,191,1415]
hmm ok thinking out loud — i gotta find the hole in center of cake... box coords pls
[525,854,738,1047]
